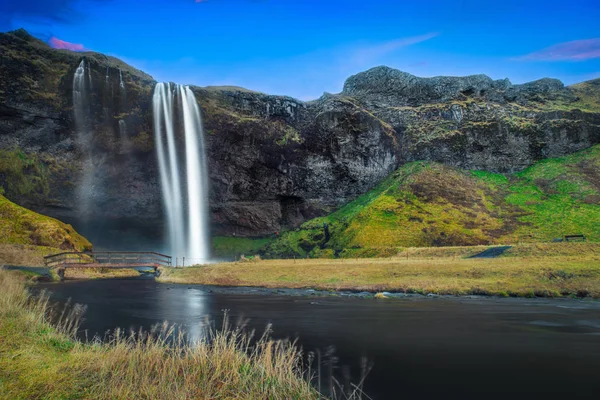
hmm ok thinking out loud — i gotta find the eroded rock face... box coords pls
[1,29,600,246]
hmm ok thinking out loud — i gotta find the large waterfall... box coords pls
[152,83,210,263]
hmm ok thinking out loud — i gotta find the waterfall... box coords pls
[152,82,210,262]
[72,59,94,216]
[118,119,130,153]
[119,69,125,89]
[87,63,94,90]
[73,60,88,133]
[118,119,127,136]
[105,66,109,82]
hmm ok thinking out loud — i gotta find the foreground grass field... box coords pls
[0,269,322,399]
[159,243,600,298]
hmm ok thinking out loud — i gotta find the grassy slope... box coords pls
[265,145,600,258]
[159,243,600,298]
[567,78,600,113]
[0,269,319,400]
[0,193,92,268]
[0,194,91,252]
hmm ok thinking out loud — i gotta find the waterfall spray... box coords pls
[152,83,210,262]
[119,69,125,89]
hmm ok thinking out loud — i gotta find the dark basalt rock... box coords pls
[341,66,577,106]
[1,29,599,246]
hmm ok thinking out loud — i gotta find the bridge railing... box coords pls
[44,251,172,268]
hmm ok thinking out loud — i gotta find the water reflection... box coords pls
[38,279,600,399]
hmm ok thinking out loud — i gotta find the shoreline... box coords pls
[155,279,600,301]
[154,280,600,303]
[156,245,600,299]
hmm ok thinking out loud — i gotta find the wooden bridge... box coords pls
[44,251,172,270]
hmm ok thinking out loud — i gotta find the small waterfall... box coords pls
[152,82,210,262]
[72,59,94,216]
[73,60,88,132]
[118,119,130,153]
[118,119,127,136]
[87,63,94,90]
[119,69,125,89]
[105,66,109,82]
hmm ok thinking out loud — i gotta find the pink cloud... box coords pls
[48,36,86,52]
[517,39,600,61]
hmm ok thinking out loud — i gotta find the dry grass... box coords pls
[63,267,141,280]
[0,269,330,399]
[0,243,54,266]
[160,243,600,298]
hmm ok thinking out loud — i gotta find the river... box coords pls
[38,278,600,399]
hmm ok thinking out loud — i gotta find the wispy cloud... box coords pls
[1,0,112,27]
[48,36,86,51]
[350,32,439,65]
[516,38,600,61]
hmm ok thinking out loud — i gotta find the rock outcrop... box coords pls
[1,29,599,248]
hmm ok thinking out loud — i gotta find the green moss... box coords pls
[0,147,50,201]
[0,194,92,251]
[405,121,462,146]
[470,170,509,187]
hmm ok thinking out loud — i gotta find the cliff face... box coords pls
[1,29,599,247]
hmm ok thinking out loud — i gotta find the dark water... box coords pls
[38,278,600,399]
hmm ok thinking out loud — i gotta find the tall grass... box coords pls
[0,269,366,399]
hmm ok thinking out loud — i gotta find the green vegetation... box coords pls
[0,29,72,106]
[0,146,77,209]
[0,268,321,399]
[212,236,273,258]
[504,145,600,241]
[0,194,91,251]
[405,120,462,147]
[265,145,600,258]
[566,79,600,113]
[159,242,600,298]
[0,147,49,201]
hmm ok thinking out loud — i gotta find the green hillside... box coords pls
[264,145,600,258]
[0,194,91,251]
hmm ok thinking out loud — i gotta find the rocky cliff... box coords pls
[1,29,599,248]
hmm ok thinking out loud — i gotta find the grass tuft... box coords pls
[0,268,333,399]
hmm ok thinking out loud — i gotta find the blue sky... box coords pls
[1,0,600,100]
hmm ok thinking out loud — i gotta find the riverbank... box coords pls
[158,243,600,298]
[0,268,321,399]
[61,267,141,280]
